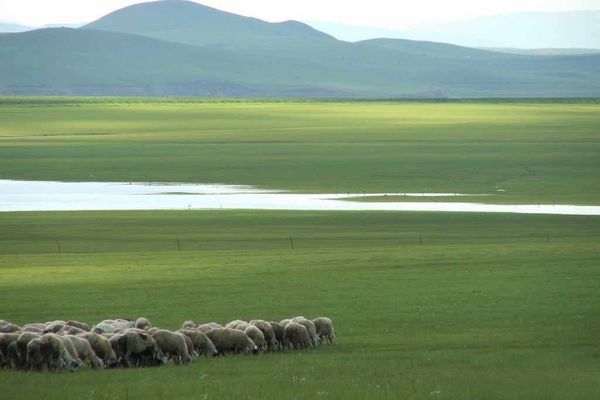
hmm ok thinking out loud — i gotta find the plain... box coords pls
[0,99,599,399]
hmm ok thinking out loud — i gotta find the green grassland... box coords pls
[0,210,599,399]
[0,99,599,399]
[0,98,599,204]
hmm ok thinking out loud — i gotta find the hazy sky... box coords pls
[2,0,599,27]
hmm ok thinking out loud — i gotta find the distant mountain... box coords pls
[307,11,600,50]
[0,21,32,33]
[83,0,334,52]
[1,1,599,98]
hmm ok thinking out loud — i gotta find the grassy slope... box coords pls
[0,99,598,204]
[0,210,599,399]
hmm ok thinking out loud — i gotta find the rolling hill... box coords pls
[1,0,599,98]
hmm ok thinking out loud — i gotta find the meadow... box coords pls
[0,98,599,204]
[0,98,599,399]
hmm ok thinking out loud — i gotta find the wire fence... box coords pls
[0,231,597,255]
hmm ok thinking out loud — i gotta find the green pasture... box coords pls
[0,99,599,399]
[0,98,599,204]
[0,211,599,399]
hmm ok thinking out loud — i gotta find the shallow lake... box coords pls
[1,180,599,216]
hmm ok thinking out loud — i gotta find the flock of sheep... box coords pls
[0,316,335,372]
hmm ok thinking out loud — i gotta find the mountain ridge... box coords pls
[1,1,599,98]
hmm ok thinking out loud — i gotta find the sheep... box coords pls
[178,329,218,358]
[312,317,335,344]
[279,319,292,327]
[196,322,222,333]
[79,332,117,368]
[92,322,114,335]
[66,320,90,331]
[270,322,285,349]
[66,335,103,369]
[26,338,44,371]
[135,317,152,330]
[43,320,66,334]
[119,330,166,368]
[292,317,320,347]
[22,323,45,333]
[205,328,257,356]
[14,332,41,369]
[283,322,312,349]
[244,325,267,352]
[97,319,135,331]
[151,330,192,365]
[250,320,279,351]
[0,332,19,367]
[181,321,197,330]
[58,336,83,367]
[225,320,250,331]
[182,334,198,359]
[6,342,19,369]
[108,334,126,367]
[39,334,81,371]
[60,325,87,335]
[0,322,21,333]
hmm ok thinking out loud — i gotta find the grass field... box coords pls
[0,99,599,399]
[0,98,599,204]
[0,211,599,399]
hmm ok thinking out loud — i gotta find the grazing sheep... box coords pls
[250,320,278,351]
[283,322,312,349]
[0,322,21,333]
[67,335,103,369]
[14,332,41,369]
[58,336,82,366]
[196,322,222,333]
[6,342,19,369]
[65,320,90,331]
[98,319,135,331]
[181,334,198,359]
[92,323,114,335]
[108,334,126,367]
[39,334,81,371]
[135,317,152,330]
[44,320,66,334]
[270,322,285,348]
[151,330,191,365]
[205,328,257,356]
[312,317,335,344]
[226,320,250,331]
[22,324,45,333]
[119,330,166,368]
[79,332,117,368]
[0,332,19,367]
[279,319,291,327]
[292,317,320,347]
[26,338,44,371]
[60,325,87,335]
[244,326,267,352]
[181,321,197,330]
[178,330,218,358]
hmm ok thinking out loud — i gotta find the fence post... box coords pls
[289,237,294,250]
[56,240,62,254]
[419,233,423,246]
[177,239,181,252]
